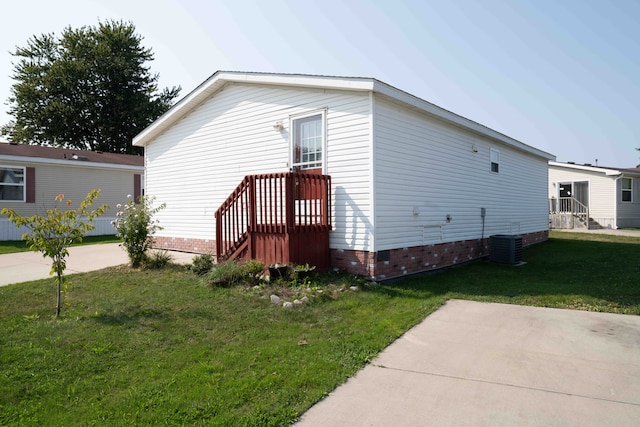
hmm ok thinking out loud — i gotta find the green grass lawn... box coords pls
[0,235,120,255]
[1,231,639,426]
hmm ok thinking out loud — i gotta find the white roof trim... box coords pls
[133,71,555,160]
[548,161,628,176]
[0,154,144,171]
[549,161,619,175]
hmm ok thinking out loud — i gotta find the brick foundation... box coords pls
[331,230,548,281]
[154,230,549,281]
[153,236,216,255]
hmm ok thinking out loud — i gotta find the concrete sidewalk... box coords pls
[0,243,197,286]
[295,300,640,426]
[553,228,640,237]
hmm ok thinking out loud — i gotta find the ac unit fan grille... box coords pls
[489,235,523,264]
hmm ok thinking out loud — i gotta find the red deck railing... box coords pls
[215,172,331,267]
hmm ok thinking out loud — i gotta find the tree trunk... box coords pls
[56,274,61,318]
[55,257,62,318]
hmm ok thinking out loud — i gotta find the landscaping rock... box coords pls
[283,301,294,309]
[293,299,303,306]
[301,296,310,304]
[350,286,360,292]
[270,295,281,305]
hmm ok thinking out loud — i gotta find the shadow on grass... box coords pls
[90,306,169,326]
[375,236,640,314]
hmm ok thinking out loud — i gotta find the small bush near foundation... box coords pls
[205,261,241,287]
[144,250,173,269]
[113,195,166,268]
[190,254,214,275]
[205,259,267,287]
[242,259,266,286]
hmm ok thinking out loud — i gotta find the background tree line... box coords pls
[1,20,180,154]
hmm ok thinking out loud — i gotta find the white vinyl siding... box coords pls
[141,77,551,255]
[144,83,373,249]
[373,95,549,251]
[617,177,640,228]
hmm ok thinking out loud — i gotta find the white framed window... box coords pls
[0,166,25,201]
[490,148,500,173]
[621,178,632,202]
[291,111,325,171]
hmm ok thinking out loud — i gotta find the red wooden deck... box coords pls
[215,172,331,270]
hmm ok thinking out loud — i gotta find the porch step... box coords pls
[588,219,604,230]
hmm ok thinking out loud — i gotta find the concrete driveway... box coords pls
[296,300,640,426]
[0,243,197,286]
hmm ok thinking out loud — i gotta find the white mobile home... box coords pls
[549,161,640,229]
[134,71,554,280]
[0,143,144,240]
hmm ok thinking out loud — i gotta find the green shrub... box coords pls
[242,259,266,286]
[205,261,244,287]
[190,254,214,275]
[293,263,316,282]
[205,259,266,287]
[144,250,173,269]
[113,195,166,268]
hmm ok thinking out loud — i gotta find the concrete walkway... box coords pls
[0,243,197,286]
[553,228,640,237]
[295,300,640,426]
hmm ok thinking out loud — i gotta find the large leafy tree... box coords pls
[1,20,180,154]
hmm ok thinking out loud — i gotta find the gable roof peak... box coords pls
[133,70,554,161]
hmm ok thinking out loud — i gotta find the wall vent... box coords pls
[489,235,523,264]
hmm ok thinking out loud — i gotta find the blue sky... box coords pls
[2,0,639,166]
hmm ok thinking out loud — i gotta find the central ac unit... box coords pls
[489,235,523,264]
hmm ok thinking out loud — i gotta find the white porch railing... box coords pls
[549,197,589,229]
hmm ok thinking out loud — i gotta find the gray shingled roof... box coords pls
[0,142,143,167]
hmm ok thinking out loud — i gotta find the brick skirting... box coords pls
[154,230,548,281]
[153,236,216,255]
[331,230,548,281]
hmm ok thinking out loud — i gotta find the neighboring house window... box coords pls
[621,178,632,202]
[0,166,25,201]
[490,149,500,173]
[292,112,324,171]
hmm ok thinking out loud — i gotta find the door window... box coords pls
[559,183,572,198]
[292,113,323,171]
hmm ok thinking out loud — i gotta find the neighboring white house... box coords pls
[133,71,554,280]
[0,142,144,240]
[548,161,640,229]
